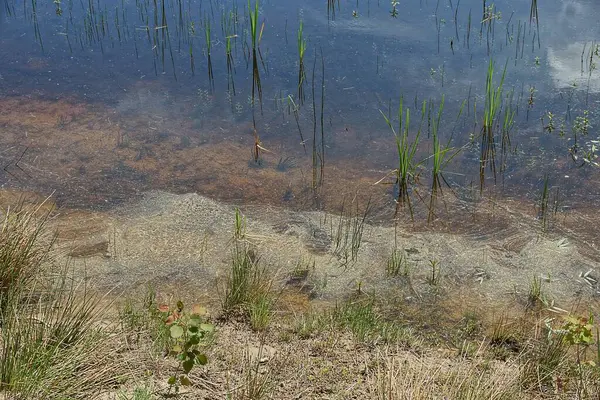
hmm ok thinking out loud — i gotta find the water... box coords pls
[0,0,598,230]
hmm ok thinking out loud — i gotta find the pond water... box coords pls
[0,0,598,233]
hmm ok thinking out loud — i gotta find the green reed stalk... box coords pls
[320,50,325,185]
[427,96,460,223]
[380,97,422,219]
[189,21,195,75]
[287,95,306,153]
[311,55,318,192]
[500,89,516,173]
[226,34,236,94]
[297,20,307,104]
[204,17,214,88]
[248,0,262,111]
[480,57,507,191]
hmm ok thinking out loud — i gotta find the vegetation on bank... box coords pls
[0,202,599,399]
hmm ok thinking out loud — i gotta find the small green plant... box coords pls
[390,0,399,17]
[334,300,380,343]
[237,344,274,399]
[426,259,441,286]
[158,301,213,395]
[223,244,256,312]
[331,198,370,268]
[379,97,424,219]
[386,249,409,277]
[543,313,597,397]
[223,244,273,329]
[573,110,590,137]
[234,207,246,240]
[543,111,555,133]
[249,291,273,331]
[293,312,323,339]
[118,384,155,400]
[527,275,546,307]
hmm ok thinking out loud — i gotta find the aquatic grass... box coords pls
[311,55,319,192]
[319,50,326,188]
[275,156,297,172]
[500,89,516,175]
[426,96,460,223]
[529,0,538,26]
[204,17,214,89]
[188,21,195,75]
[529,0,540,48]
[327,0,340,20]
[309,51,326,193]
[286,95,306,153]
[225,33,237,94]
[297,20,307,105]
[248,0,263,113]
[251,128,263,165]
[481,1,500,55]
[480,57,507,191]
[379,97,424,219]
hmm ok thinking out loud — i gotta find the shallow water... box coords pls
[0,0,598,234]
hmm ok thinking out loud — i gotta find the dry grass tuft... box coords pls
[369,346,523,399]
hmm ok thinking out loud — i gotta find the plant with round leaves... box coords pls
[561,313,597,398]
[157,301,214,395]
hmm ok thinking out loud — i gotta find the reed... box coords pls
[248,0,263,112]
[225,33,237,94]
[327,0,339,20]
[427,96,459,223]
[311,55,319,192]
[287,95,306,153]
[251,128,262,165]
[320,50,326,186]
[379,97,423,219]
[529,0,538,28]
[204,17,214,88]
[480,58,507,191]
[297,20,307,105]
[500,89,516,174]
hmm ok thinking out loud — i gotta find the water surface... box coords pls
[0,0,598,238]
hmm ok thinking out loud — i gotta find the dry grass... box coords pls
[0,203,126,400]
[368,347,522,399]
